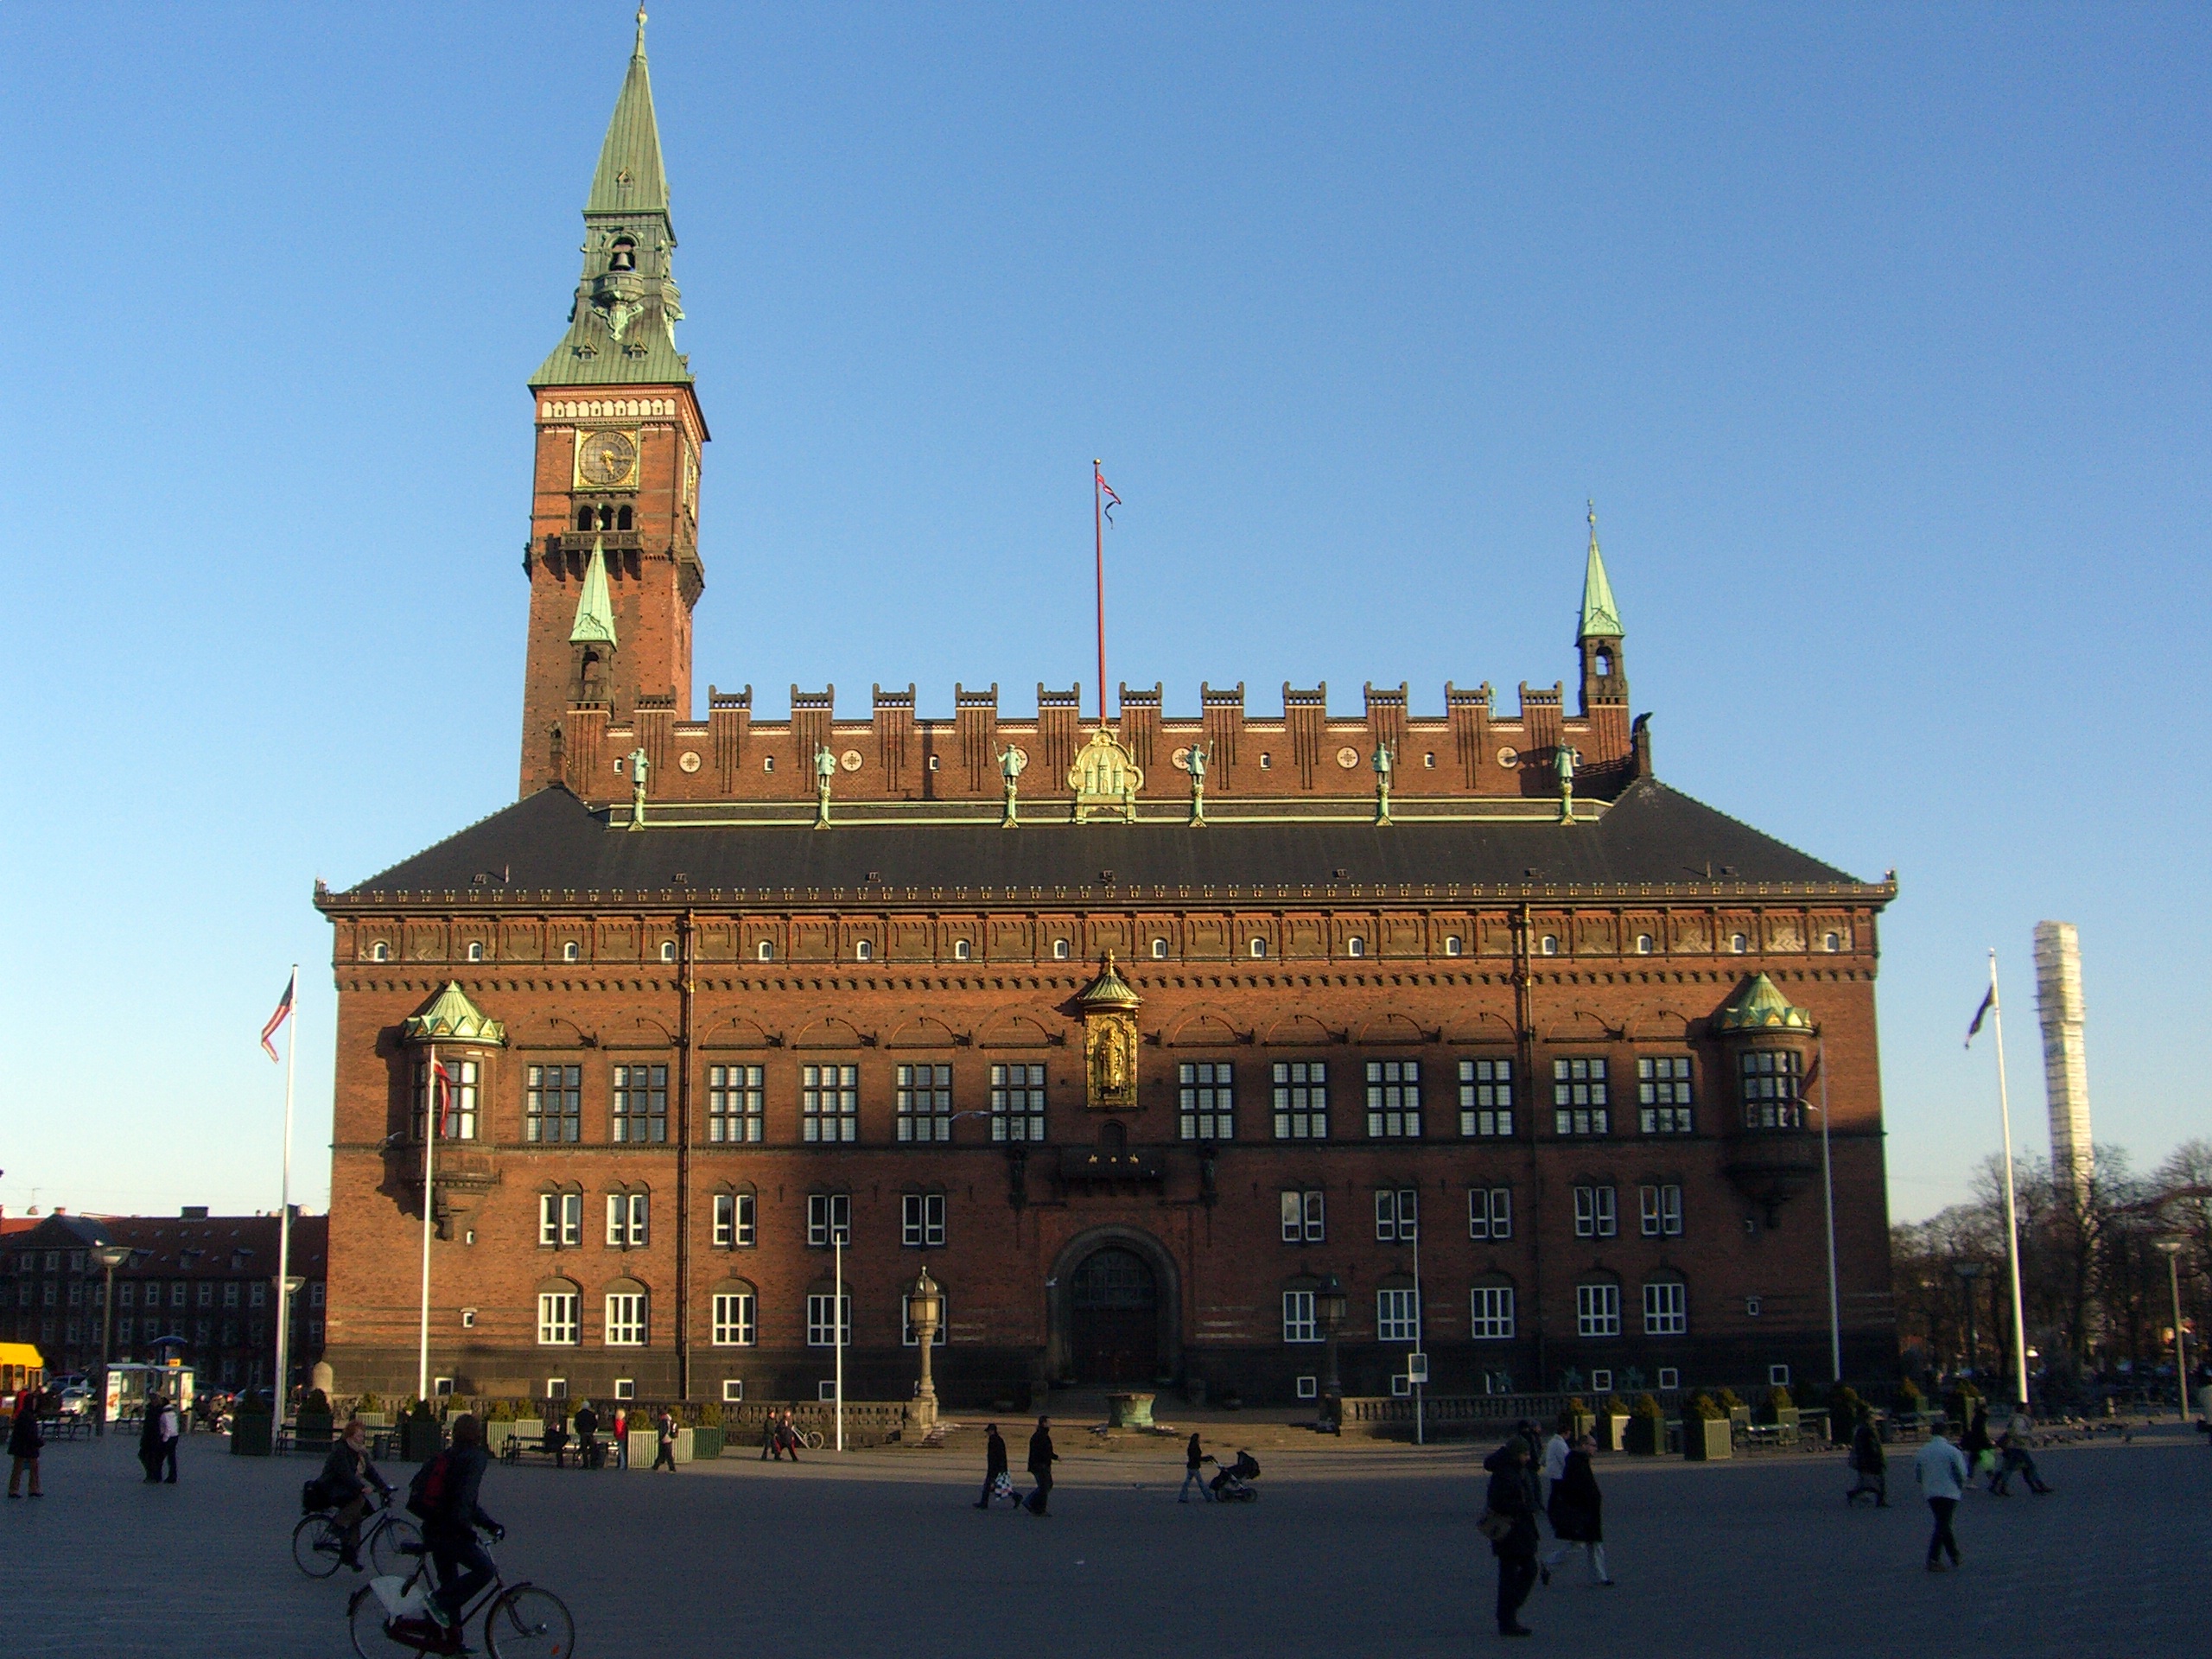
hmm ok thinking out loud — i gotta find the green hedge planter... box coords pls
[230,1414,273,1456]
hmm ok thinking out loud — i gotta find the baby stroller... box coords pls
[1209,1450,1261,1503]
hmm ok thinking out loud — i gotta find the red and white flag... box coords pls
[1095,464,1121,525]
[432,1059,460,1137]
[259,975,296,1063]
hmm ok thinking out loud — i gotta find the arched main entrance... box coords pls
[1069,1248,1158,1384]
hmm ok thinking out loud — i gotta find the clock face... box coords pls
[575,429,639,489]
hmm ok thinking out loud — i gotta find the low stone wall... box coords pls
[1338,1390,1682,1440]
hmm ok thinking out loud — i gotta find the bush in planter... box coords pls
[1626,1394,1663,1454]
[230,1391,273,1456]
[1684,1391,1725,1421]
[485,1400,516,1423]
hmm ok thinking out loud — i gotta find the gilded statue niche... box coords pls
[1074,953,1142,1110]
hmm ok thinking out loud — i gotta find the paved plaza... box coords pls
[3,1423,2203,1657]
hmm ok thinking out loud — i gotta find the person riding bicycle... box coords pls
[417,1414,505,1637]
[319,1417,395,1570]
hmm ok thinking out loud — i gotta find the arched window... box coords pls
[466,941,484,963]
[952,938,971,961]
[710,1278,757,1346]
[1573,1277,1622,1338]
[563,941,581,963]
[371,941,390,962]
[757,939,774,962]
[1443,935,1463,957]
[598,505,616,532]
[1346,936,1365,958]
[1249,938,1268,959]
[1539,935,1559,957]
[535,1279,581,1346]
[659,941,676,963]
[575,505,594,531]
[616,505,633,531]
[1635,933,1655,955]
[855,939,873,962]
[1730,933,1749,954]
[1052,939,1071,961]
[1823,931,1842,952]
[603,1281,648,1347]
[1595,649,1613,677]
[608,236,637,271]
[1151,938,1168,959]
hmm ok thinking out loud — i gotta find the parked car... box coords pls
[54,1387,93,1418]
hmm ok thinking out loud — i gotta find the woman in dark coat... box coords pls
[1483,1440,1540,1637]
[137,1391,166,1482]
[8,1389,44,1497]
[1541,1434,1613,1586]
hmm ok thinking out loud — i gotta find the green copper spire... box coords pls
[571,537,619,647]
[1578,499,1624,641]
[532,6,690,389]
[401,982,507,1047]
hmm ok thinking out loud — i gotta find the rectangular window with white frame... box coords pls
[1467,1186,1512,1241]
[603,1291,647,1346]
[1280,1189,1325,1244]
[1639,1183,1683,1238]
[708,1065,764,1143]
[525,1064,582,1143]
[1376,1286,1421,1343]
[1637,1056,1694,1135]
[1553,1058,1610,1135]
[1178,1063,1235,1141]
[901,1192,946,1248]
[1458,1058,1515,1137]
[606,1192,648,1248]
[1575,1281,1622,1338]
[805,1294,852,1347]
[806,1192,851,1248]
[1739,1051,1804,1128]
[1643,1280,1687,1336]
[713,1192,756,1249]
[896,1065,954,1142]
[803,1065,860,1143]
[538,1192,582,1248]
[1374,1187,1419,1243]
[988,1064,1047,1141]
[711,1290,756,1346]
[1573,1184,1618,1239]
[1469,1285,1516,1340]
[613,1064,669,1143]
[1364,1059,1421,1137]
[536,1290,579,1346]
[1271,1061,1328,1139]
[415,1058,479,1141]
[1281,1289,1319,1343]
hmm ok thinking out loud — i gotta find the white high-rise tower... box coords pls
[2032,921,2093,1189]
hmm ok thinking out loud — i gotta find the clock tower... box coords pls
[518,8,708,796]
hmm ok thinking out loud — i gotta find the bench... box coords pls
[499,1436,605,1469]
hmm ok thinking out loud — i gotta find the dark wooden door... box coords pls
[1069,1248,1158,1384]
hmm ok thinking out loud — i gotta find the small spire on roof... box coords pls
[1579,499,1624,642]
[571,537,620,648]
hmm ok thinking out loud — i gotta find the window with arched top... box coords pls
[371,941,390,962]
[855,939,873,962]
[563,941,580,963]
[1346,937,1364,958]
[1539,935,1559,957]
[597,505,616,532]
[1823,931,1842,952]
[466,941,484,963]
[1443,935,1463,957]
[1151,938,1168,959]
[953,939,971,961]
[1595,650,1613,677]
[757,939,774,961]
[1250,938,1269,959]
[659,941,676,963]
[1052,939,1071,961]
[1636,933,1655,955]
[575,505,594,531]
[616,505,633,531]
[1730,933,1749,954]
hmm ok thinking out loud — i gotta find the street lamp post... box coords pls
[92,1244,133,1436]
[2153,1239,2189,1421]
[908,1265,941,1429]
[1954,1262,1985,1381]
[1316,1274,1348,1414]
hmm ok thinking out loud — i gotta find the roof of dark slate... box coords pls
[334,778,1869,899]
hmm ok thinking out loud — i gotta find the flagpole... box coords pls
[1817,1033,1840,1382]
[1986,950,2031,1406]
[274,966,298,1414]
[1093,460,1107,725]
[419,1040,435,1404]
[834,1227,844,1452]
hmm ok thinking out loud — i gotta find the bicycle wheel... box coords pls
[368,1514,423,1577]
[485,1585,575,1659]
[293,1512,344,1579]
[347,1585,423,1657]
[804,1429,825,1450]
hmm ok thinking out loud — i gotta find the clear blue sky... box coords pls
[3,3,2203,1224]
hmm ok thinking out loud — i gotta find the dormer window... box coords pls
[608,237,637,272]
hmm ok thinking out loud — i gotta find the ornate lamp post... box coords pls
[1316,1273,1349,1425]
[92,1244,133,1436]
[2153,1239,2189,1421]
[908,1266,942,1429]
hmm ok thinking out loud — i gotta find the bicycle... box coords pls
[295,1491,423,1580]
[347,1538,574,1658]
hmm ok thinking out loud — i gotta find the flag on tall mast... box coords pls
[1093,461,1120,725]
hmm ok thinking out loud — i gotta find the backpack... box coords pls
[302,1478,330,1515]
[406,1451,453,1521]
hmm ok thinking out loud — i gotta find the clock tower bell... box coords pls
[518,8,707,797]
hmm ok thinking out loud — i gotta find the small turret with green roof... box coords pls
[1576,501,1628,715]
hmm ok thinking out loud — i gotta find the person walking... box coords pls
[1847,1406,1888,1507]
[8,1388,43,1497]
[760,1412,784,1462]
[1961,1403,1994,1485]
[976,1422,1011,1509]
[1178,1431,1214,1503]
[1991,1410,2053,1497]
[1025,1416,1058,1516]
[1538,1414,1573,1510]
[779,1408,803,1462]
[1483,1439,1540,1637]
[149,1392,181,1484]
[320,1418,395,1569]
[1915,1421,1969,1572]
[1541,1434,1614,1586]
[653,1407,678,1471]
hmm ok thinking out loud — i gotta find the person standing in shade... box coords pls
[1178,1431,1214,1503]
[1026,1416,1058,1516]
[976,1422,1009,1509]
[1847,1406,1889,1507]
[1915,1421,1969,1572]
[572,1401,599,1470]
[653,1407,678,1471]
[1541,1434,1614,1586]
[1482,1439,1540,1637]
[150,1392,181,1483]
[8,1387,43,1497]
[137,1390,166,1483]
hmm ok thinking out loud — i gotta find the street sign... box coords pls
[1408,1352,1429,1385]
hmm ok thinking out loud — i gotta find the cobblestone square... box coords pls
[3,1426,2202,1656]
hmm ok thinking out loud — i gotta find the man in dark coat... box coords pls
[573,1401,600,1469]
[1847,1407,1888,1507]
[137,1390,165,1482]
[1026,1416,1058,1516]
[1483,1440,1540,1637]
[423,1414,504,1631]
[8,1388,44,1497]
[976,1422,1010,1509]
[653,1407,678,1471]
